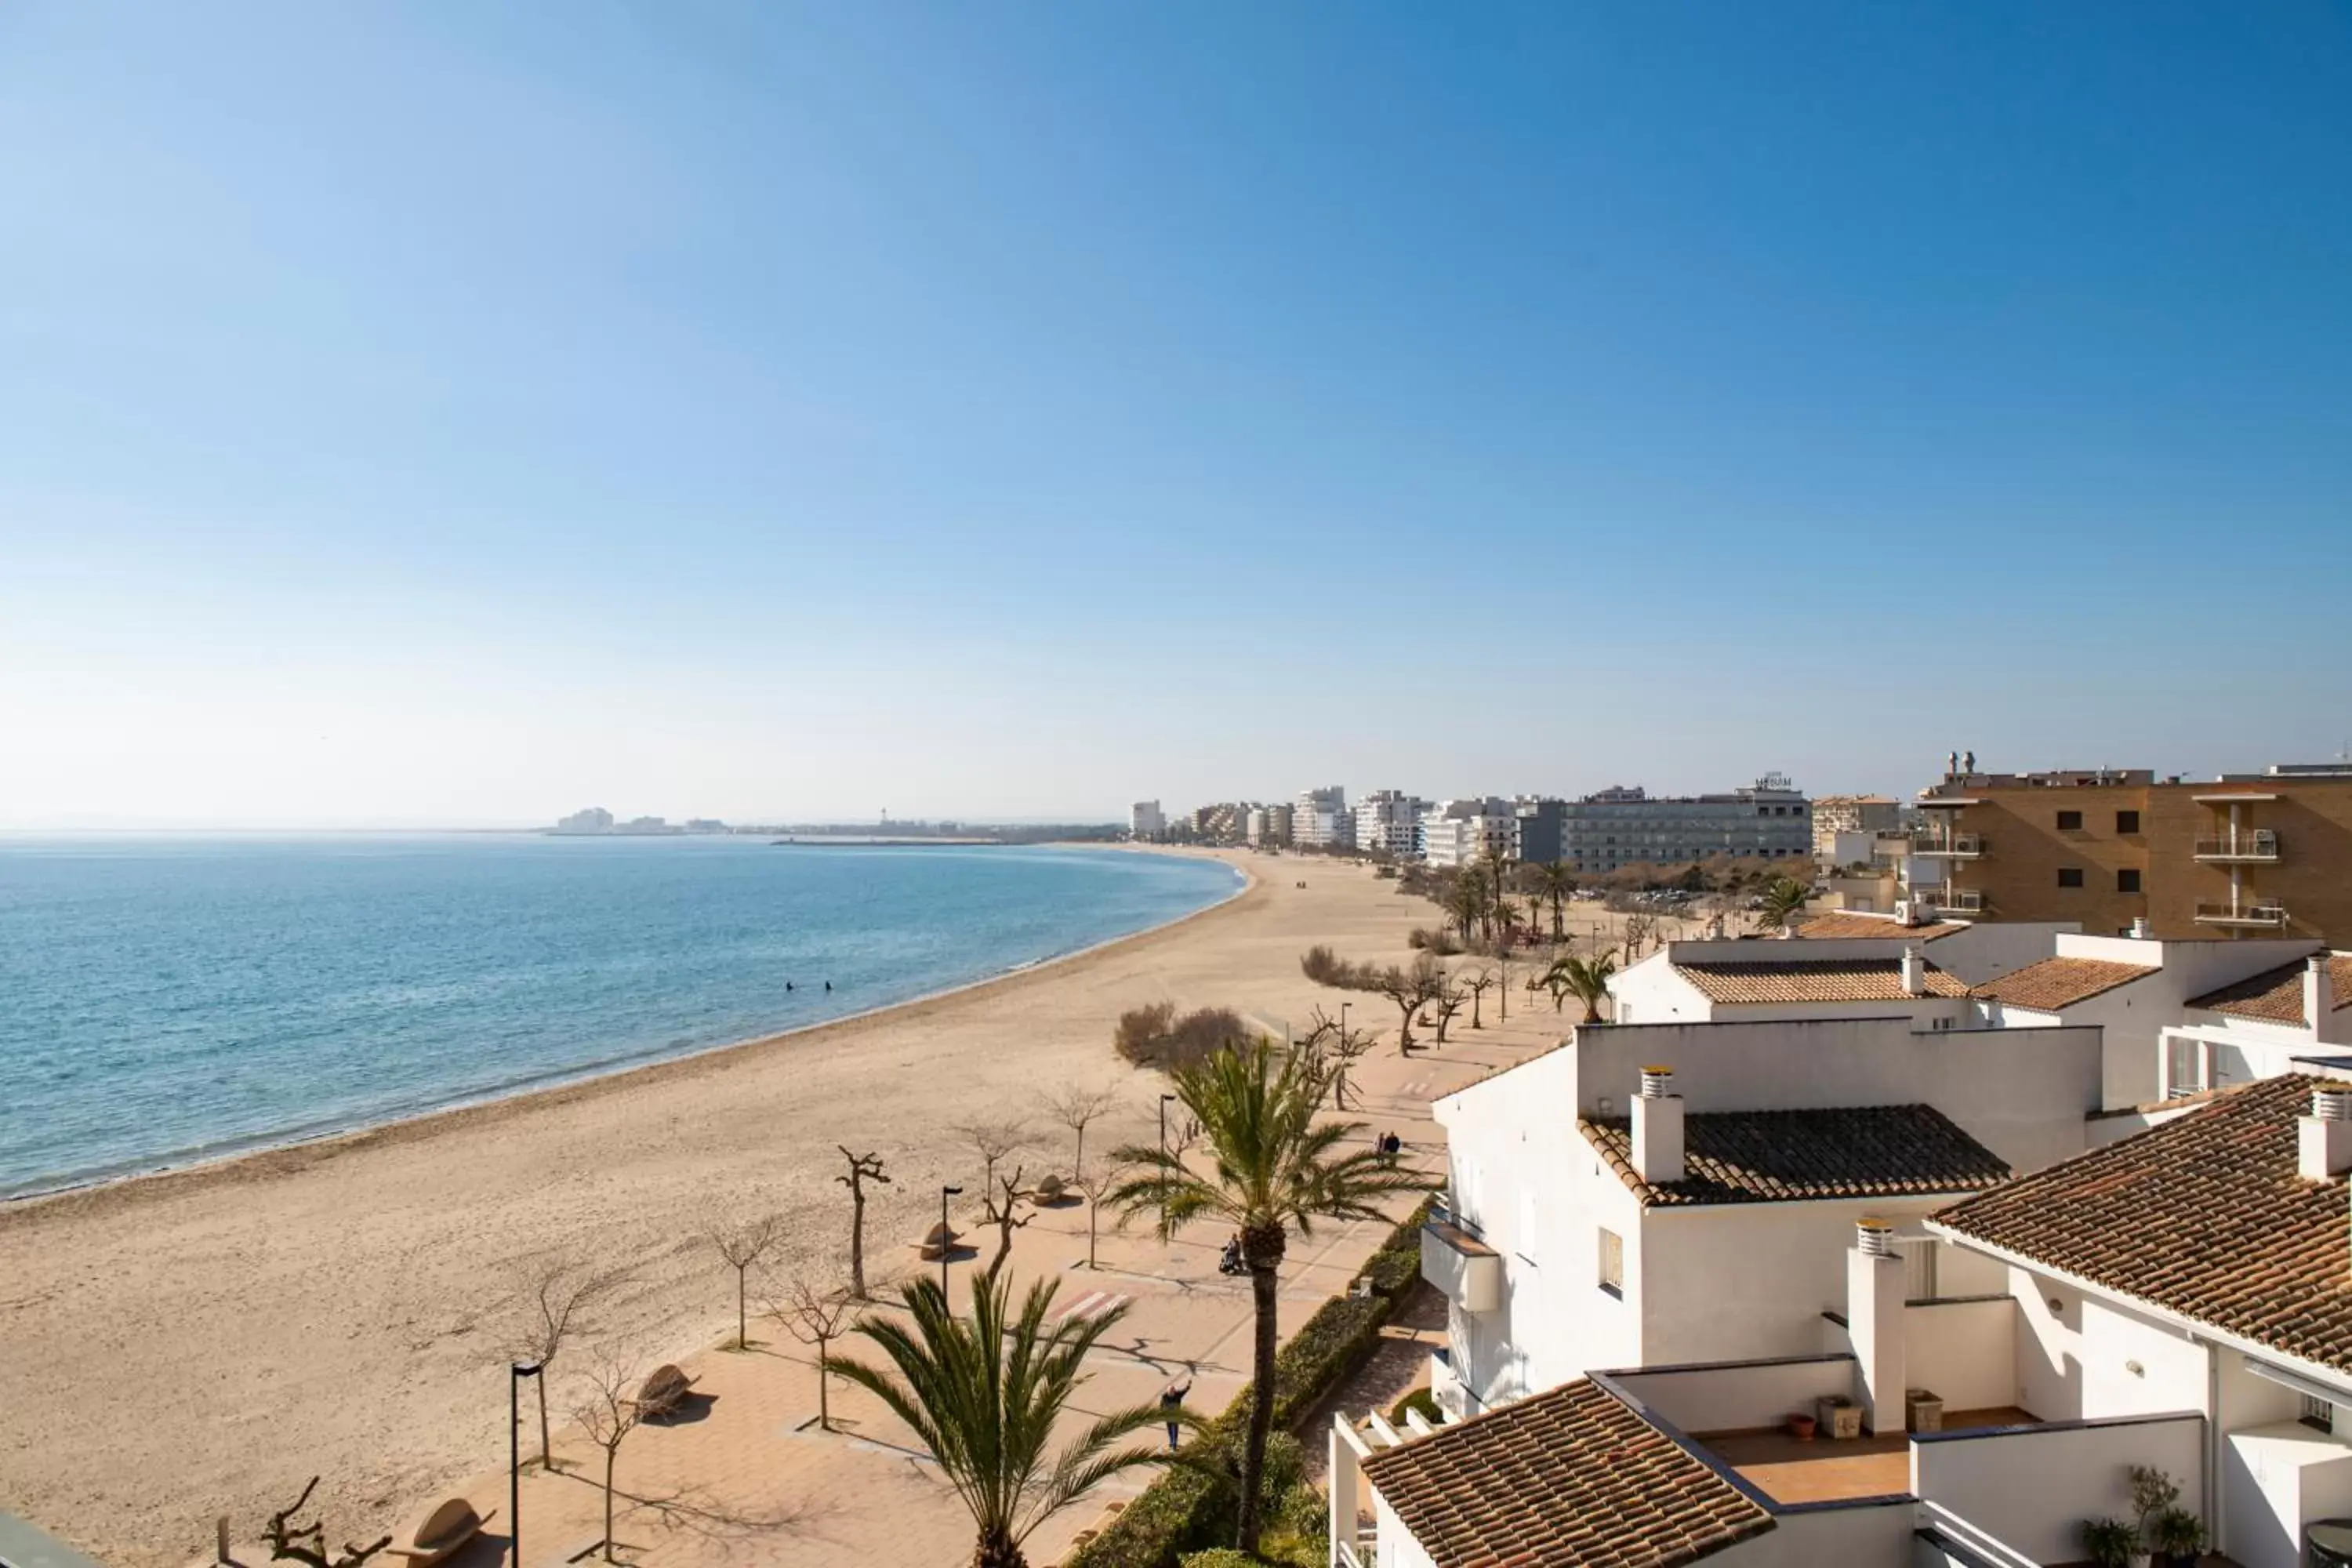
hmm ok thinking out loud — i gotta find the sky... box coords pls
[3,3,2348,828]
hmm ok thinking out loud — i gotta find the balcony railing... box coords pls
[1421,1218,1502,1314]
[2194,900,2287,928]
[1910,831,1984,858]
[2194,829,2279,862]
[1920,887,1984,915]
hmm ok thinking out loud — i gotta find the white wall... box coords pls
[1570,1017,2102,1174]
[2226,1422,2352,1568]
[1905,1296,2019,1413]
[1735,1500,1915,1568]
[2002,1262,2214,1425]
[1913,1413,2205,1566]
[1929,923,2079,985]
[1370,1492,1436,1568]
[1606,1358,1857,1434]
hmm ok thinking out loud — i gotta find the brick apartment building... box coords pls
[1915,760,2352,943]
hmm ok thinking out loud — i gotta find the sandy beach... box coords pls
[0,848,1436,1568]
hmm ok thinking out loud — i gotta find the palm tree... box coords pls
[1758,875,1811,931]
[1108,1040,1425,1555]
[1544,951,1617,1022]
[1536,861,1574,942]
[826,1269,1173,1568]
[1446,873,1484,942]
[1481,849,1511,938]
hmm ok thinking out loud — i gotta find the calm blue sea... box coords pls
[0,835,1238,1199]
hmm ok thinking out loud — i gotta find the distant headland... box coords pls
[545,806,1122,845]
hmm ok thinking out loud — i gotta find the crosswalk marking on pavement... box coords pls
[1055,1288,1132,1326]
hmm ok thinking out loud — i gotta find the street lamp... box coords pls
[1158,1093,1177,1240]
[509,1360,543,1568]
[939,1185,964,1298]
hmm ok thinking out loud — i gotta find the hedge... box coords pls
[1063,1196,1436,1568]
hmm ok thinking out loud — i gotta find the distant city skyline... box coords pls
[4,4,2347,829]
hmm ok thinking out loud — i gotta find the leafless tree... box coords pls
[769,1276,857,1432]
[1460,966,1495,1029]
[1367,954,1449,1052]
[1041,1083,1121,1176]
[1068,1156,1134,1269]
[262,1478,391,1568]
[572,1352,646,1564]
[952,1117,1033,1193]
[1297,1004,1377,1110]
[835,1146,891,1300]
[977,1164,1033,1273]
[1621,911,1658,963]
[502,1259,624,1472]
[708,1214,784,1350]
[1431,978,1467,1045]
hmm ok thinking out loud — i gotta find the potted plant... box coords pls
[1787,1410,1817,1441]
[2129,1465,2183,1568]
[2152,1505,2206,1567]
[2081,1517,2138,1568]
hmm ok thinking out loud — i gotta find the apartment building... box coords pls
[1352,790,1424,858]
[1340,1073,2352,1568]
[1129,800,1165,839]
[1559,775,1812,874]
[1247,801,1293,847]
[1295,786,1353,849]
[1189,800,1250,843]
[1812,794,1904,858]
[1418,798,1516,869]
[1606,922,2074,1026]
[1513,797,1566,866]
[1915,760,2352,944]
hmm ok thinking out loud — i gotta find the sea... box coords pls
[0,834,1241,1200]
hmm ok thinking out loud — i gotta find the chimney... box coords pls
[1900,945,1926,997]
[2130,917,2153,940]
[1632,1066,1685,1185]
[2301,1086,2352,1181]
[2309,956,2337,1044]
[1848,1218,1908,1435]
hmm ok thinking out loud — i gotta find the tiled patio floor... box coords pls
[1698,1406,2039,1504]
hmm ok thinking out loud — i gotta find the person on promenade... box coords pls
[1160,1377,1192,1450]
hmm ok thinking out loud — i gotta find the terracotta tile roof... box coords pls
[1359,1377,1773,1568]
[1581,1105,2009,1207]
[1793,913,1962,942]
[1674,958,1969,1004]
[1934,1075,2352,1374]
[2187,955,2352,1023]
[1973,956,2158,1011]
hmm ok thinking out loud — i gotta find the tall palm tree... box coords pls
[826,1269,1173,1568]
[1544,951,1617,1022]
[1758,874,1811,931]
[1481,848,1511,938]
[1108,1040,1425,1556]
[1446,873,1485,942]
[1536,861,1574,942]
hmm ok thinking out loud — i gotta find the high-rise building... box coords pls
[1352,790,1424,858]
[1249,801,1294,847]
[1915,759,2352,942]
[1419,797,1518,868]
[1514,797,1566,866]
[1557,775,1811,874]
[1294,786,1353,849]
[1131,800,1166,839]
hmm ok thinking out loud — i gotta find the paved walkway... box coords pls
[224,1001,1575,1568]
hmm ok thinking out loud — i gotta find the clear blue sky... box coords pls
[4,2,2347,826]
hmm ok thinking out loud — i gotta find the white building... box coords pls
[1418,798,1516,869]
[1131,800,1165,839]
[1353,791,1425,859]
[1341,1073,2352,1568]
[1603,924,2078,1028]
[1296,786,1353,849]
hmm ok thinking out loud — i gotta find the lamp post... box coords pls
[509,1360,543,1568]
[939,1185,963,1298]
[1339,1000,1349,1040]
[1158,1093,1177,1240]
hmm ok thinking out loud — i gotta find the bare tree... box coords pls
[1431,978,1467,1045]
[952,1118,1033,1193]
[1460,966,1495,1029]
[502,1259,623,1472]
[709,1214,784,1351]
[572,1352,646,1564]
[1041,1083,1121,1176]
[1068,1157,1134,1269]
[770,1276,857,1432]
[977,1164,1033,1273]
[1297,1004,1377,1110]
[1621,911,1658,964]
[262,1478,392,1568]
[1367,954,1449,1052]
[835,1146,891,1300]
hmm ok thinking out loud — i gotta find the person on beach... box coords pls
[825,979,832,992]
[1160,1377,1192,1449]
[786,980,795,992]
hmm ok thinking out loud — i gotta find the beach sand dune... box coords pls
[0,850,1428,1568]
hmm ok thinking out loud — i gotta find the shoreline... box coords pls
[1,844,1251,1222]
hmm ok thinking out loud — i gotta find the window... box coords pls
[2116,810,2141,835]
[2118,869,2142,894]
[2303,1393,2336,1434]
[2058,867,2085,888]
[2056,810,2083,831]
[1598,1227,1624,1298]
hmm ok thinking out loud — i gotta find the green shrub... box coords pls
[1178,1552,1261,1568]
[1389,1388,1441,1427]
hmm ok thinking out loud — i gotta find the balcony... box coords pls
[2195,900,2288,929]
[1910,831,1984,858]
[1421,1217,1501,1313]
[2195,829,2280,862]
[1919,887,1984,916]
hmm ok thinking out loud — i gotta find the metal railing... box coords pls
[1909,831,1985,857]
[2194,900,2287,927]
[1923,887,1984,914]
[2194,829,2279,861]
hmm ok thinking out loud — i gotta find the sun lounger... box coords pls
[913,1221,961,1261]
[387,1499,493,1567]
[636,1364,696,1420]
